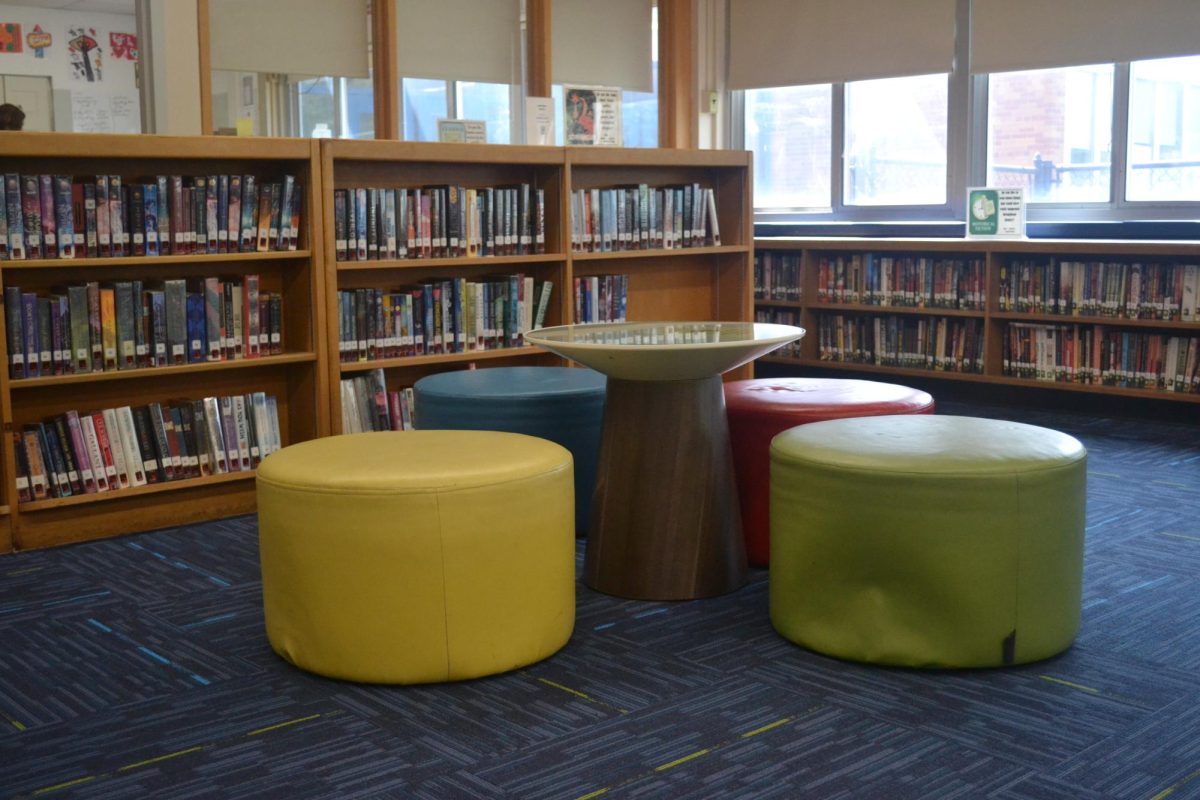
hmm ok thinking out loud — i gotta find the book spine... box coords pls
[227,174,242,250]
[131,406,162,483]
[65,410,96,493]
[5,174,25,259]
[54,176,76,259]
[241,175,258,251]
[147,402,177,480]
[5,287,25,379]
[80,413,110,492]
[108,175,125,257]
[217,174,230,253]
[129,183,145,256]
[144,182,160,257]
[90,412,120,489]
[39,175,57,259]
[205,175,219,253]
[115,406,147,487]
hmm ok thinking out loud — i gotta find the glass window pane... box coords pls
[342,77,375,139]
[403,77,447,142]
[552,84,565,145]
[745,85,832,209]
[298,77,336,138]
[1126,55,1200,202]
[456,81,512,144]
[845,74,948,206]
[987,65,1113,203]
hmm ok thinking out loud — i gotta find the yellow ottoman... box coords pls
[256,430,575,683]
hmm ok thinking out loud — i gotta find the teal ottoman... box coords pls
[770,415,1087,668]
[414,366,606,535]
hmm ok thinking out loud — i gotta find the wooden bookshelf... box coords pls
[0,132,329,551]
[565,147,754,379]
[754,237,1200,404]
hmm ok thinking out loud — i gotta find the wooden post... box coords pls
[658,0,697,149]
[527,0,552,100]
[196,0,213,134]
[371,0,399,139]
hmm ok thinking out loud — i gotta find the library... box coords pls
[0,1,1196,798]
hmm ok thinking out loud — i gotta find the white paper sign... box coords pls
[525,96,555,145]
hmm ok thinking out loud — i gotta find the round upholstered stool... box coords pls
[770,415,1086,668]
[257,430,575,684]
[725,378,934,566]
[414,366,605,535]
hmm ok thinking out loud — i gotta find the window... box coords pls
[456,81,512,145]
[297,77,336,138]
[987,65,1113,203]
[1126,55,1200,201]
[845,74,947,206]
[402,78,448,142]
[292,76,375,139]
[743,85,832,209]
[739,4,1200,223]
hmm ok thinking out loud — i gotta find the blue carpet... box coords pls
[0,399,1198,799]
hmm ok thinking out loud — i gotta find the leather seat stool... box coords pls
[724,378,933,565]
[415,366,605,535]
[257,430,575,683]
[770,415,1087,668]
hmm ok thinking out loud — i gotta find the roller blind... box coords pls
[552,0,653,93]
[971,0,1200,74]
[395,0,521,84]
[209,0,370,78]
[728,0,956,90]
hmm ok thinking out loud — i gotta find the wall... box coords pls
[145,0,200,135]
[0,3,141,132]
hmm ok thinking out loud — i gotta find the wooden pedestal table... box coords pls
[525,322,805,600]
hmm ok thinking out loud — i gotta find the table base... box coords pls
[585,375,748,600]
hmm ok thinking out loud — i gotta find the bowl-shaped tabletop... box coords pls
[524,321,805,381]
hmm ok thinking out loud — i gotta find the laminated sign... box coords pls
[967,187,1024,239]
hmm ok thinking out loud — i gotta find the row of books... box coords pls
[1002,323,1200,392]
[5,277,282,380]
[569,184,720,252]
[754,253,801,301]
[0,174,301,261]
[336,276,553,362]
[14,393,281,503]
[334,184,545,261]
[817,314,984,373]
[574,274,629,324]
[755,308,803,357]
[340,370,417,433]
[816,255,987,310]
[998,260,1200,321]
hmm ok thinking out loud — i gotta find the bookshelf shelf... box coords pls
[753,237,1200,404]
[989,312,1200,330]
[339,346,546,374]
[9,352,318,390]
[2,250,312,271]
[19,470,256,513]
[808,303,983,319]
[572,244,750,262]
[0,132,328,551]
[336,253,566,272]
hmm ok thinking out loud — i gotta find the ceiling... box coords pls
[4,0,136,14]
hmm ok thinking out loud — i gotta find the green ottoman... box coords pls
[770,415,1087,668]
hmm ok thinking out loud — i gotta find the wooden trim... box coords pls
[197,0,213,135]
[527,0,552,99]
[371,0,399,139]
[658,0,697,149]
[324,138,565,164]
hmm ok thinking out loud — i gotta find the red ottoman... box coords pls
[725,378,934,566]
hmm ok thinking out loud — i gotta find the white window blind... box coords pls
[971,0,1200,74]
[552,0,654,92]
[209,0,370,78]
[728,0,956,90]
[395,0,521,84]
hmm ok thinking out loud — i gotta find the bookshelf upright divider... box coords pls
[0,133,328,551]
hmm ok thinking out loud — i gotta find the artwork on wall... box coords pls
[26,24,51,58]
[0,22,23,53]
[109,32,137,61]
[68,26,102,82]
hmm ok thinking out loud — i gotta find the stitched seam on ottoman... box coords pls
[254,463,573,495]
[434,491,451,680]
[764,458,1087,478]
[1011,472,1023,664]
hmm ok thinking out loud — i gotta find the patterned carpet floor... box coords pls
[0,398,1198,799]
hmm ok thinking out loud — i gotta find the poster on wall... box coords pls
[563,86,621,147]
[109,32,137,61]
[966,187,1026,239]
[70,93,111,132]
[68,26,102,82]
[0,22,23,53]
[26,25,51,58]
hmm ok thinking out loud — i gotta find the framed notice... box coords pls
[437,119,488,144]
[966,187,1025,239]
[563,86,622,147]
